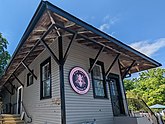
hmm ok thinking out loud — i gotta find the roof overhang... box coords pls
[0,1,161,88]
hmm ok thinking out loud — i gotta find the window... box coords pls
[40,57,51,99]
[90,59,107,98]
[27,72,33,87]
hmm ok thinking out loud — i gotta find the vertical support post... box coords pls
[118,60,123,77]
[118,60,129,116]
[58,36,66,124]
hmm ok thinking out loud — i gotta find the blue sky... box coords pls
[0,0,165,71]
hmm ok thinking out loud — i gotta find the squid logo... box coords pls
[69,67,90,94]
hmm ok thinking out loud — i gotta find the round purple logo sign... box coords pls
[69,67,90,94]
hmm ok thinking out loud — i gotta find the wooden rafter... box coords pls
[0,4,160,89]
[47,10,61,36]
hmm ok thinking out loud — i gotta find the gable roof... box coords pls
[0,1,161,87]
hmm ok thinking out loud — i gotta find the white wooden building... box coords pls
[0,1,161,124]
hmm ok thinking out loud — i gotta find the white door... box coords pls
[17,86,23,114]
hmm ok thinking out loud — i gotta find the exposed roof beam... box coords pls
[33,26,47,33]
[53,23,137,63]
[2,22,52,86]
[29,34,57,41]
[65,22,76,28]
[47,10,61,36]
[46,1,161,67]
[135,65,140,72]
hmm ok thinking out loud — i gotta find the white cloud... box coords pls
[99,24,110,31]
[130,38,165,56]
[103,15,118,24]
[99,15,119,32]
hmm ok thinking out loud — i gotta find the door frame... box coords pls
[17,86,23,114]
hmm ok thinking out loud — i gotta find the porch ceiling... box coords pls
[0,1,161,88]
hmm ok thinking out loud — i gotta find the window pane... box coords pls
[93,65,103,79]
[42,67,45,80]
[29,75,33,85]
[43,80,50,97]
[110,79,118,96]
[42,63,50,81]
[27,73,33,86]
[45,64,49,79]
[94,80,105,97]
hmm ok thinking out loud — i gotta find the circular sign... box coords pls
[69,67,90,94]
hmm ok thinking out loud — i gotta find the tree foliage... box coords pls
[0,33,10,76]
[124,68,165,106]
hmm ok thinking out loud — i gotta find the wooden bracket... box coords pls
[8,80,16,92]
[122,60,136,79]
[63,33,77,63]
[3,85,13,95]
[21,61,37,80]
[89,46,104,73]
[105,53,120,77]
[12,73,24,87]
[2,24,55,87]
[41,39,60,65]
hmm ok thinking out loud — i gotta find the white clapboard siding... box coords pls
[2,37,127,124]
[22,39,61,124]
[64,40,121,124]
[4,39,61,124]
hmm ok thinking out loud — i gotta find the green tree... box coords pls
[0,33,10,76]
[124,68,165,106]
[124,78,137,91]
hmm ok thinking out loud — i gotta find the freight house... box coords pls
[0,1,161,124]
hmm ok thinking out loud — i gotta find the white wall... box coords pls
[64,40,125,124]
[3,39,61,124]
[22,39,61,124]
[2,37,128,124]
